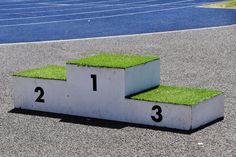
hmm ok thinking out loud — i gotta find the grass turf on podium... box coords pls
[13,53,224,131]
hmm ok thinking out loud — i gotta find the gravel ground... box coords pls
[0,26,236,157]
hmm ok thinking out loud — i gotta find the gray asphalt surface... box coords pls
[0,26,236,157]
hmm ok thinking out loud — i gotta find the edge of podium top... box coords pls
[66,53,160,69]
[13,53,223,106]
[13,53,160,80]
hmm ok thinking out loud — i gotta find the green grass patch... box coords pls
[129,85,223,105]
[67,53,159,69]
[13,65,66,81]
[202,0,236,9]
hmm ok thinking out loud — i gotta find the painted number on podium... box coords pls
[91,74,97,91]
[151,105,163,122]
[35,87,45,103]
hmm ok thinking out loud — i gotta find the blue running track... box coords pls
[0,0,235,43]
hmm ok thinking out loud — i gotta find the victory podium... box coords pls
[13,53,224,131]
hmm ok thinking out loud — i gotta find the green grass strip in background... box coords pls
[202,0,236,9]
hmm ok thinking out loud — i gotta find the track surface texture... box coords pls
[0,0,236,43]
[0,25,236,156]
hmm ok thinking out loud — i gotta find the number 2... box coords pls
[151,105,163,122]
[35,87,45,103]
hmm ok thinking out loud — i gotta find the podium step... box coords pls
[128,85,222,106]
[126,85,223,130]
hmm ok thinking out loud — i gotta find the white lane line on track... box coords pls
[1,24,235,46]
[73,24,236,41]
[0,0,122,11]
[0,5,195,28]
[16,2,198,14]
[0,0,85,6]
[0,0,194,21]
[0,0,177,11]
[0,0,173,15]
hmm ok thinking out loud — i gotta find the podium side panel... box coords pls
[124,99,192,130]
[125,60,160,96]
[66,65,126,120]
[13,77,69,114]
[191,94,224,129]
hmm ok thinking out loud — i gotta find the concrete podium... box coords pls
[13,53,224,131]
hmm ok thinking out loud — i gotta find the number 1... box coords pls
[91,74,97,91]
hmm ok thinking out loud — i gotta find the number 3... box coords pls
[151,105,163,122]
